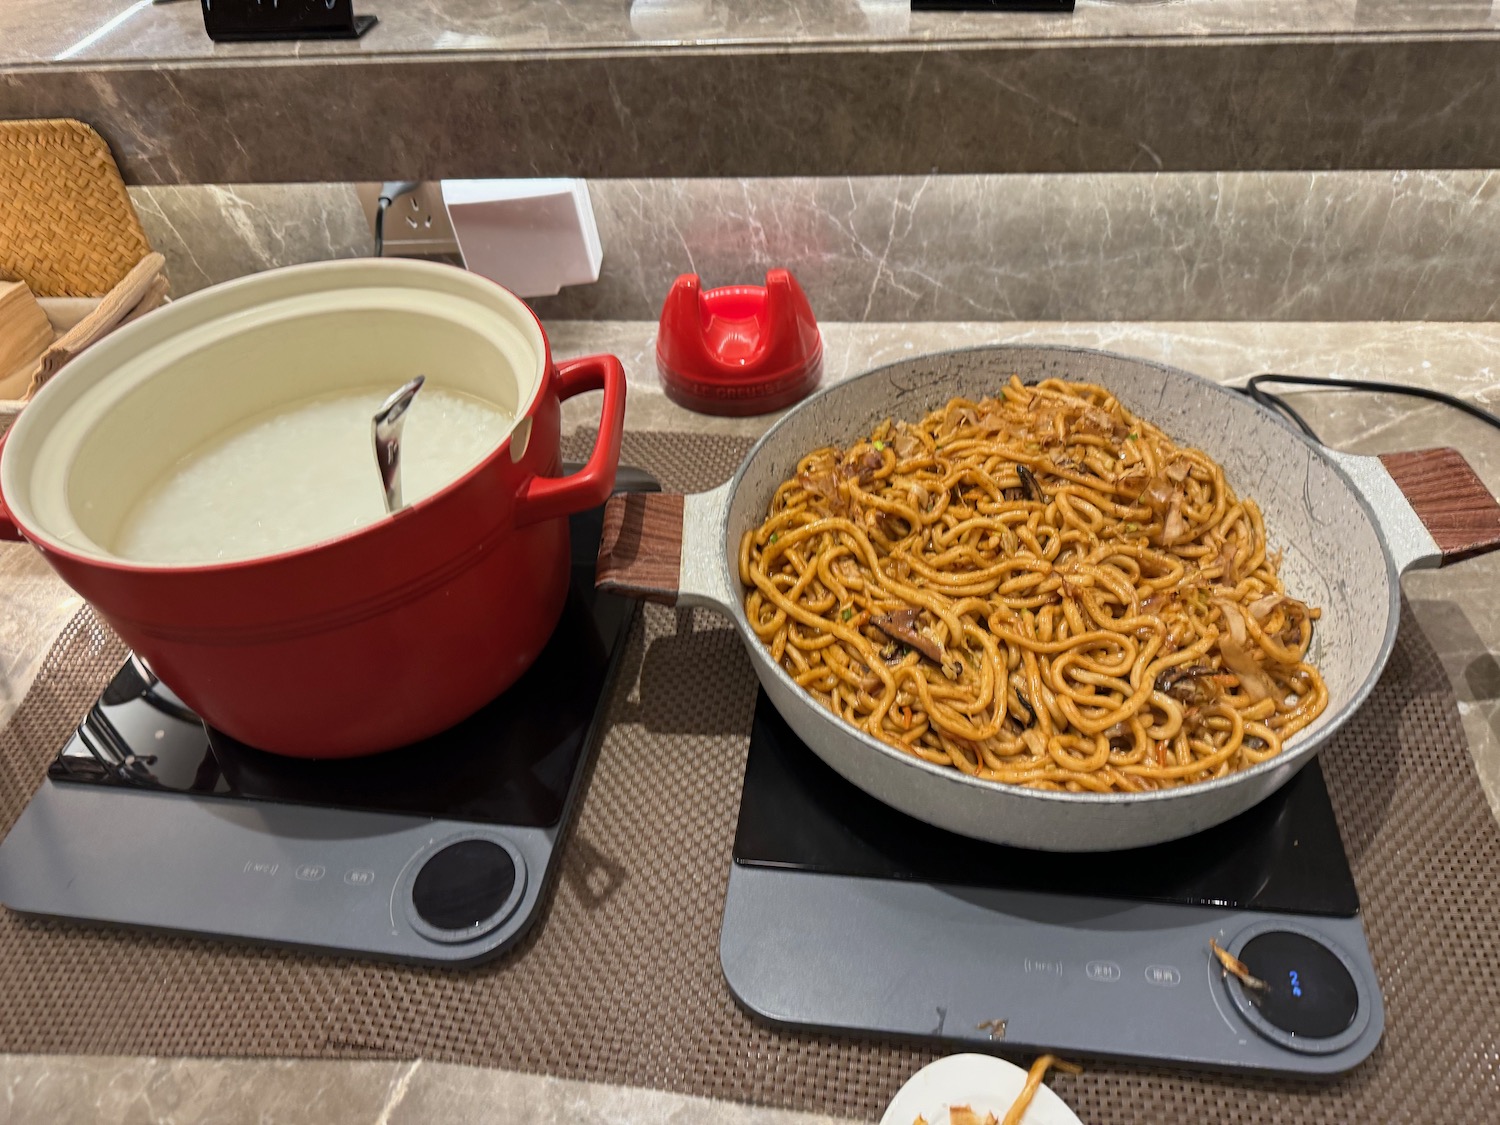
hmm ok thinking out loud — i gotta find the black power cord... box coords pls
[1238,373,1500,446]
[373,180,421,258]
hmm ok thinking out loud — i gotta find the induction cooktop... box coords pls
[0,474,655,966]
[720,694,1384,1075]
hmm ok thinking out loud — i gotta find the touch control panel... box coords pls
[1220,921,1370,1056]
[0,786,563,965]
[1237,932,1358,1037]
[721,865,1384,1075]
[403,834,526,944]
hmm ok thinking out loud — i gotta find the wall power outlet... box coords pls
[355,182,461,258]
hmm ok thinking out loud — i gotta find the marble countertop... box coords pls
[2,0,1496,69]
[4,2,1499,182]
[3,317,1500,1122]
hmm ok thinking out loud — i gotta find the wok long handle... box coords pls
[596,480,736,610]
[1379,448,1500,566]
[1331,446,1500,572]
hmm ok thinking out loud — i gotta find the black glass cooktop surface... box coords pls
[733,692,1360,918]
[48,501,638,830]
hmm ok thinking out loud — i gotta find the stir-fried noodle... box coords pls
[739,377,1327,793]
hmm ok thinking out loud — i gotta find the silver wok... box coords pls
[599,346,1500,850]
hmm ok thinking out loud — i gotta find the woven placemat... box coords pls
[3,430,1499,1124]
[0,119,152,298]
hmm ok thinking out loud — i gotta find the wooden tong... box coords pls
[26,251,169,398]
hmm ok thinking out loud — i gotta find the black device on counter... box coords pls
[200,0,377,42]
[913,0,1074,11]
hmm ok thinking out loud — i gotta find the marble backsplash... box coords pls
[129,184,372,296]
[132,170,1500,322]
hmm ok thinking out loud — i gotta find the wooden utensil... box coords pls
[28,252,167,396]
[0,281,53,399]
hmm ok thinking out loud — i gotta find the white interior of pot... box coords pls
[725,346,1394,760]
[3,262,545,564]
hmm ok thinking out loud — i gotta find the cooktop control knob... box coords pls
[405,835,526,944]
[1223,924,1368,1054]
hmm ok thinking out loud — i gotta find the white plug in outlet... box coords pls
[355,182,462,259]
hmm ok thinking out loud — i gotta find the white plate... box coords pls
[880,1053,1083,1125]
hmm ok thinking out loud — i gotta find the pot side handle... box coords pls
[1328,446,1500,572]
[514,353,626,528]
[596,480,735,611]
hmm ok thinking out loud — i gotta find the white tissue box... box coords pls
[442,179,603,299]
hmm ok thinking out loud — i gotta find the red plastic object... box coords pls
[656,269,822,416]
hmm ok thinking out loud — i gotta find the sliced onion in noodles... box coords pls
[1213,599,1275,702]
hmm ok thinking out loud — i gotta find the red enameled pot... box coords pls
[0,259,624,758]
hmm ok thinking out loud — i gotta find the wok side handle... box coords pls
[1378,447,1500,568]
[597,492,684,605]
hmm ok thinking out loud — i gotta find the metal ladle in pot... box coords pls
[371,375,425,514]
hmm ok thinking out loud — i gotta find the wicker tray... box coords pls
[0,119,152,299]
